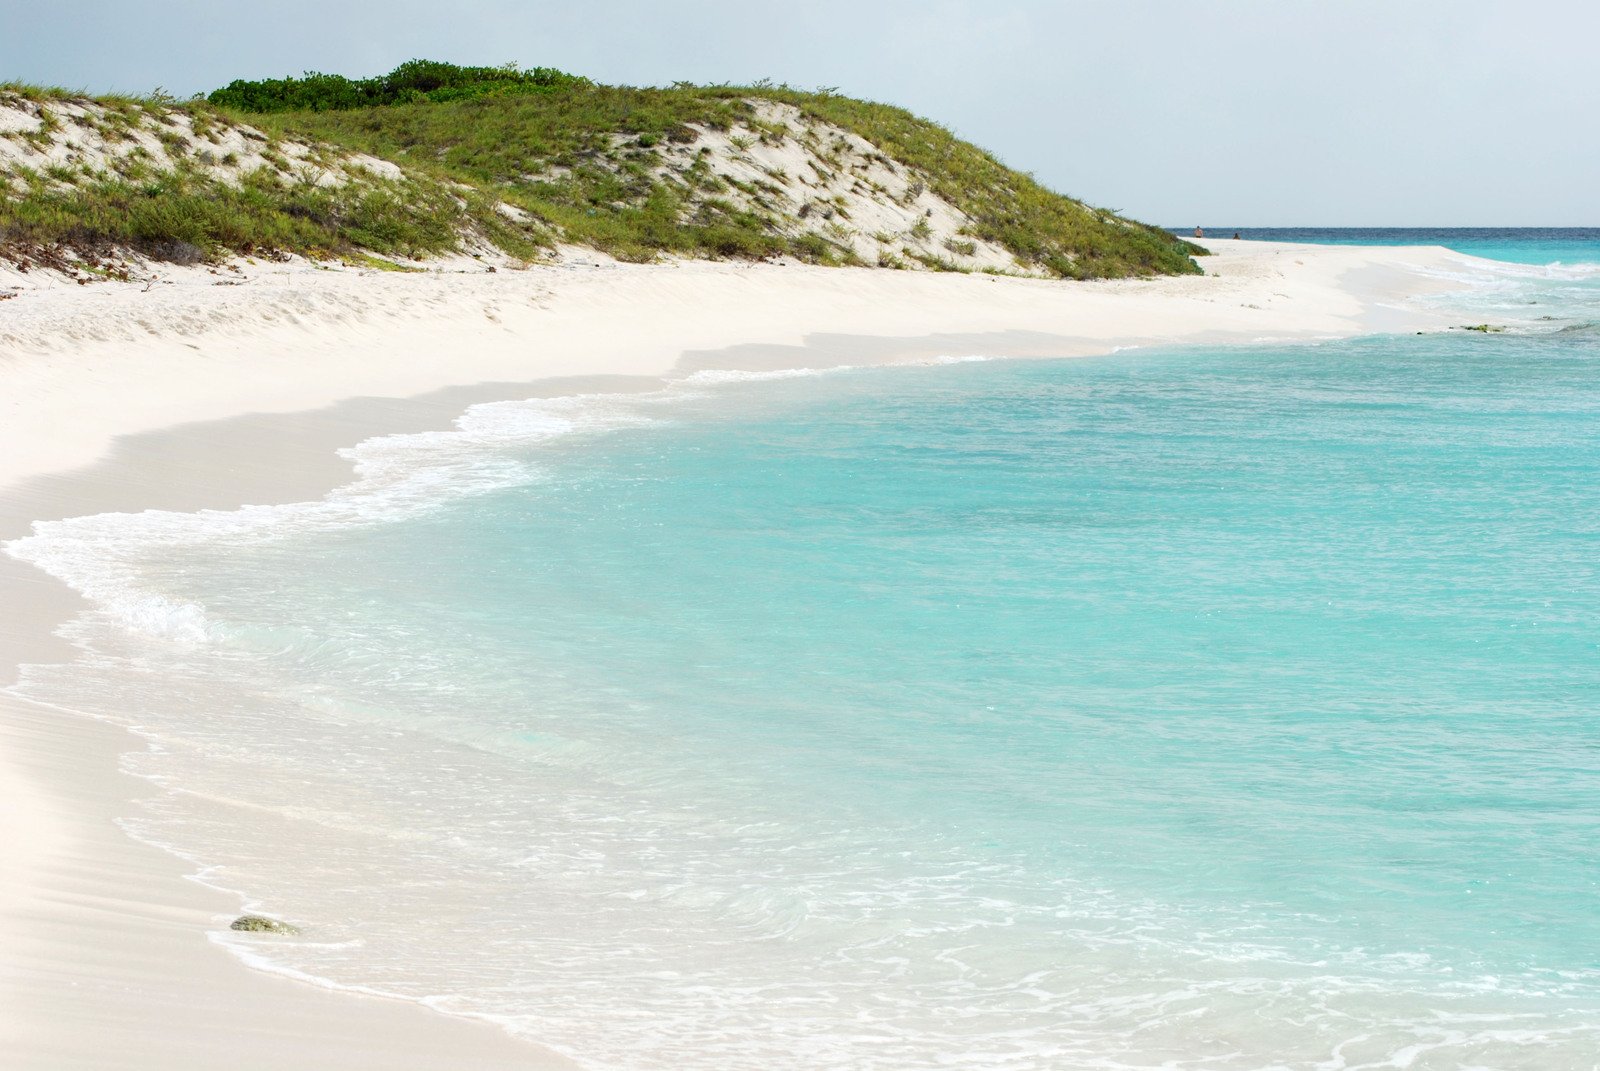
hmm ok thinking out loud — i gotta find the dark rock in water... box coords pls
[230,914,300,935]
[1460,323,1506,333]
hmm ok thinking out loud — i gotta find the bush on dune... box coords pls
[206,60,590,113]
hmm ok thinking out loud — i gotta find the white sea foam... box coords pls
[679,355,992,387]
[5,390,659,642]
[5,356,1014,648]
[679,365,848,385]
[1426,254,1600,287]
[902,353,995,365]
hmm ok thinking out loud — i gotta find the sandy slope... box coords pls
[0,239,1467,494]
[0,240,1468,1069]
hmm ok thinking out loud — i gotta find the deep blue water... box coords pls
[10,239,1600,1069]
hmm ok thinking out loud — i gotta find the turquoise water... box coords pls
[10,240,1600,1068]
[1178,227,1600,267]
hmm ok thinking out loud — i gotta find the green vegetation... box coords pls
[1,167,534,264]
[230,914,300,935]
[208,59,589,113]
[2,61,1202,278]
[238,82,792,264]
[707,85,1197,278]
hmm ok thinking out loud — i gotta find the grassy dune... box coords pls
[0,62,1201,279]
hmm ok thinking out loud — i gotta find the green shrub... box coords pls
[207,60,589,113]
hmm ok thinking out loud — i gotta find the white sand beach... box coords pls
[0,241,1471,1069]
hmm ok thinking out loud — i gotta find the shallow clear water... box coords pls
[10,236,1600,1069]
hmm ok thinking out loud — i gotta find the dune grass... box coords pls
[240,85,795,264]
[2,61,1201,277]
[0,134,544,265]
[2,166,472,260]
[731,88,1201,279]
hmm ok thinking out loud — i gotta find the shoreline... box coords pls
[0,239,1464,495]
[0,240,1469,1068]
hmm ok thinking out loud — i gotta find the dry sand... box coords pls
[0,240,1471,1068]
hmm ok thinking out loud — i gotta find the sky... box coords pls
[3,0,1595,226]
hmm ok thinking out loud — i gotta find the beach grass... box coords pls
[1,62,1202,277]
[0,151,543,265]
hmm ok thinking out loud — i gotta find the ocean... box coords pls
[10,230,1600,1069]
[1182,226,1600,267]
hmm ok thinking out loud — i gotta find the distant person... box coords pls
[1194,226,1204,238]
[1233,231,1241,240]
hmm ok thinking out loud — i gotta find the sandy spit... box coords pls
[0,240,1467,1069]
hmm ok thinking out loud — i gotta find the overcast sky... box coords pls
[3,0,1594,226]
